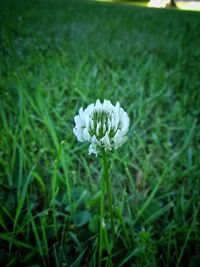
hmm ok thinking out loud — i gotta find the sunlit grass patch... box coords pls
[92,0,148,7]
[93,0,200,11]
[176,1,200,11]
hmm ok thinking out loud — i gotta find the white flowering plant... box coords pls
[73,99,130,266]
[73,99,130,156]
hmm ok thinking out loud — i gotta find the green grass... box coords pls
[0,0,200,266]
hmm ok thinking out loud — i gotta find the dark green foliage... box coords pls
[0,0,200,266]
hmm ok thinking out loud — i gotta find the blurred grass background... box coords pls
[0,0,200,266]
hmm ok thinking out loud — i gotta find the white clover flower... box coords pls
[73,99,130,156]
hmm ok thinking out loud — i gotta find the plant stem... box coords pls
[98,150,115,267]
[102,150,115,241]
[98,158,105,267]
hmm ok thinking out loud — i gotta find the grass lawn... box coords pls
[0,0,200,266]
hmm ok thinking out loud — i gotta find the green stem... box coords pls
[98,159,105,267]
[98,150,115,267]
[102,150,115,241]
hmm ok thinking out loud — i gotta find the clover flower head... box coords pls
[73,99,130,156]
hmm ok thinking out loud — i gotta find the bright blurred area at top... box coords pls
[93,0,200,11]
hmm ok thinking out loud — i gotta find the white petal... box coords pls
[120,111,130,135]
[115,101,120,113]
[88,143,98,156]
[91,135,101,145]
[106,121,111,135]
[79,107,84,118]
[103,99,112,110]
[112,129,127,149]
[74,115,81,126]
[100,132,112,151]
[113,104,120,130]
[73,127,84,142]
[85,115,90,130]
[113,114,119,131]
[96,122,101,136]
[103,123,106,133]
[83,128,91,141]
[95,99,102,109]
[90,119,94,130]
[111,116,116,130]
